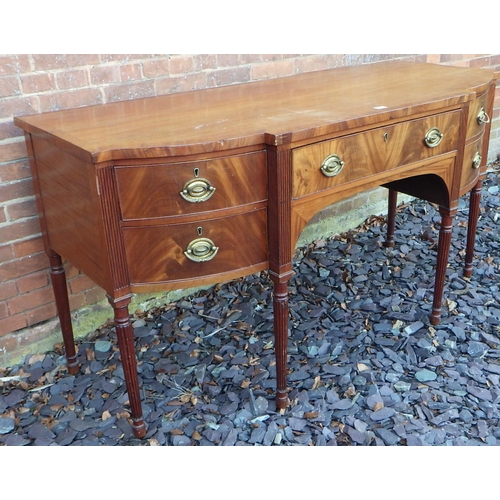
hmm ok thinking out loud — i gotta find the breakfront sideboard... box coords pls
[15,61,497,438]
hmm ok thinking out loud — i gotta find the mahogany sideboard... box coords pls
[14,61,497,438]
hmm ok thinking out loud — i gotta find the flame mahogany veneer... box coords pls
[15,61,498,438]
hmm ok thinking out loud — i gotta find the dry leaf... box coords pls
[357,363,370,372]
[373,401,384,411]
[311,375,321,390]
[102,410,112,421]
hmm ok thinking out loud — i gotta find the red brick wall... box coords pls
[1,54,499,364]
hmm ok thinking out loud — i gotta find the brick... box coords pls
[16,270,49,294]
[5,197,37,221]
[0,139,29,164]
[89,65,121,85]
[21,72,55,94]
[26,302,57,327]
[0,160,31,183]
[68,273,97,294]
[0,217,41,245]
[12,236,44,258]
[32,54,99,71]
[0,252,48,281]
[0,244,13,264]
[56,69,89,90]
[0,95,39,118]
[69,291,86,310]
[7,285,54,315]
[193,55,218,71]
[294,55,329,74]
[142,59,170,78]
[0,301,8,319]
[155,73,207,95]
[38,88,104,112]
[0,76,21,98]
[120,63,143,82]
[169,55,195,75]
[103,81,156,102]
[207,67,251,88]
[0,313,27,336]
[0,206,6,223]
[0,178,34,204]
[0,121,24,142]
[0,55,31,76]
[251,60,295,81]
[0,281,17,301]
[217,55,241,67]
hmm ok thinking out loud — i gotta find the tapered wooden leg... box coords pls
[271,278,290,410]
[385,188,398,248]
[464,180,483,278]
[430,207,457,325]
[108,296,146,438]
[48,251,79,374]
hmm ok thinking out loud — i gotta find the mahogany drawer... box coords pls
[466,90,491,139]
[122,208,268,285]
[292,111,461,199]
[115,150,267,220]
[459,138,484,195]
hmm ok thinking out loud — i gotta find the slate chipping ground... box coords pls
[1,167,499,446]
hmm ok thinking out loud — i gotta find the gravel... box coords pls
[1,169,499,446]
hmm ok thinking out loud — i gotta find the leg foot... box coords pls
[385,188,398,248]
[430,207,456,325]
[48,251,79,374]
[464,180,483,278]
[108,295,146,438]
[270,278,291,411]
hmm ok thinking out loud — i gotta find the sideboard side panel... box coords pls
[29,135,111,291]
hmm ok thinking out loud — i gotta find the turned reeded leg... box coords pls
[385,188,398,248]
[464,180,483,278]
[48,251,79,374]
[270,277,290,410]
[430,207,457,325]
[108,296,146,438]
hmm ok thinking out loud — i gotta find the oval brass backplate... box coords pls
[472,151,482,169]
[184,237,219,262]
[180,177,216,203]
[477,107,490,125]
[424,127,444,148]
[320,153,345,177]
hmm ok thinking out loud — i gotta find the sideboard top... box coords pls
[14,60,496,162]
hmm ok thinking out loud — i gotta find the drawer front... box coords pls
[292,111,460,199]
[123,209,267,284]
[460,138,483,194]
[116,150,267,220]
[467,90,491,139]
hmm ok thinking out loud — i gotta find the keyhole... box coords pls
[193,168,200,178]
[383,133,389,142]
[197,226,203,236]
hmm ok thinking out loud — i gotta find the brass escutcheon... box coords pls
[477,107,490,125]
[180,168,216,203]
[472,151,482,169]
[424,127,444,148]
[320,153,345,177]
[184,236,219,262]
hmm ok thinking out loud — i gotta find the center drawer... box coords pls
[292,111,460,200]
[122,208,268,285]
[115,150,267,220]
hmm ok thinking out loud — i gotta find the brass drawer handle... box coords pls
[180,168,216,203]
[424,127,444,148]
[477,107,490,125]
[184,233,219,262]
[472,151,482,169]
[320,154,345,177]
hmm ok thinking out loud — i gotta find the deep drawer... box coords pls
[292,111,460,199]
[122,208,268,284]
[115,150,267,220]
